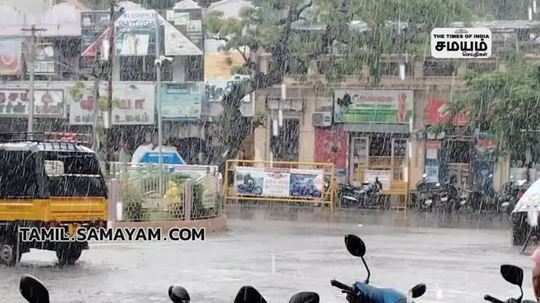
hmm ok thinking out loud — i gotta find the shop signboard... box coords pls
[334,90,413,124]
[69,82,155,125]
[0,88,64,117]
[234,167,324,198]
[161,82,203,120]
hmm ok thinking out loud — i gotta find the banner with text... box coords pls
[160,82,203,120]
[0,89,64,117]
[234,167,324,198]
[334,90,413,124]
[69,82,155,125]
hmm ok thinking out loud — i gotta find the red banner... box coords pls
[314,127,348,169]
[425,97,468,126]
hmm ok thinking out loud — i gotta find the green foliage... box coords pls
[121,184,148,221]
[207,0,471,84]
[450,57,540,165]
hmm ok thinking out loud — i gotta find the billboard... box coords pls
[334,90,413,124]
[0,89,64,117]
[0,38,22,76]
[115,10,157,56]
[160,82,203,120]
[68,82,155,125]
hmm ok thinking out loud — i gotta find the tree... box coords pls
[206,0,471,169]
[446,55,540,167]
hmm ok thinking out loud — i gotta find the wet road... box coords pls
[1,208,536,303]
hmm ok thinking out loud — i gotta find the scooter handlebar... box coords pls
[484,294,505,303]
[331,280,353,293]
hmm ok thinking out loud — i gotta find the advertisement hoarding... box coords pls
[0,89,64,117]
[0,38,22,76]
[160,82,203,120]
[68,82,155,125]
[115,10,157,56]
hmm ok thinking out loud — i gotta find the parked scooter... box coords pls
[484,264,536,303]
[331,234,426,303]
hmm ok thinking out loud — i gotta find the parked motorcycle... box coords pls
[339,181,382,209]
[498,180,528,215]
[415,174,445,212]
[331,234,426,303]
[484,264,536,303]
[436,180,459,213]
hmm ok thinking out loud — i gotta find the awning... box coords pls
[342,123,410,134]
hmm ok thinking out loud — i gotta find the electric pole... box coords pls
[106,0,115,174]
[22,25,46,134]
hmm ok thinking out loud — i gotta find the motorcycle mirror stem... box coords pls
[361,256,371,284]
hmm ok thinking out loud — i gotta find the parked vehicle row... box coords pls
[413,174,529,215]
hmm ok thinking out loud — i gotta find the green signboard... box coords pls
[160,82,203,120]
[334,90,413,124]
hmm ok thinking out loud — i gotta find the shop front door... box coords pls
[349,136,369,185]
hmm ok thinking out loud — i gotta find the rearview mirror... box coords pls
[289,292,320,303]
[168,285,190,303]
[410,284,426,299]
[345,234,366,257]
[234,286,267,303]
[501,265,524,287]
[20,275,50,303]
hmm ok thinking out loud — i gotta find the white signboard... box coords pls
[69,82,155,125]
[263,169,290,197]
[431,28,492,59]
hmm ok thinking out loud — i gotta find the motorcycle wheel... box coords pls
[512,213,529,246]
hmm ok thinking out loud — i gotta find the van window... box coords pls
[41,151,107,197]
[0,151,41,198]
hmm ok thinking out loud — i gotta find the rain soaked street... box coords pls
[1,208,536,303]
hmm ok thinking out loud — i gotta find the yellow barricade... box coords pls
[224,160,336,211]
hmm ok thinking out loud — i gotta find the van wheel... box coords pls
[56,246,82,265]
[0,242,20,266]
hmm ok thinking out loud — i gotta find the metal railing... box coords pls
[107,162,222,222]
